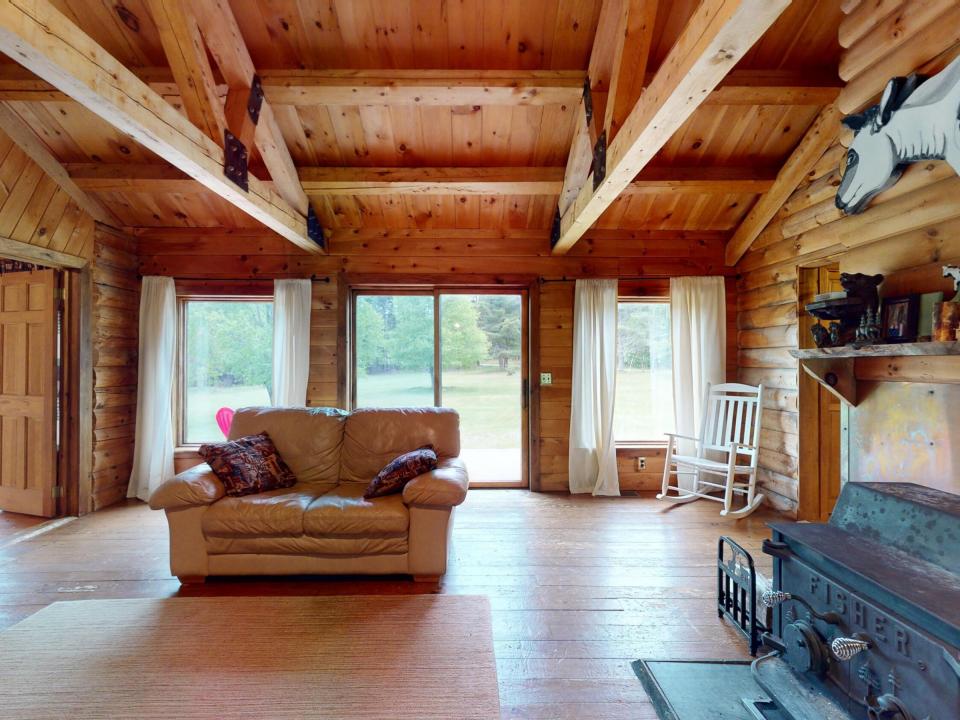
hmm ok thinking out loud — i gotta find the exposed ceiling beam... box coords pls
[558,0,632,217]
[604,1,658,142]
[0,232,88,268]
[0,65,840,107]
[148,0,225,143]
[551,0,793,255]
[724,103,841,266]
[0,0,317,252]
[0,102,117,225]
[191,0,309,216]
[65,164,777,196]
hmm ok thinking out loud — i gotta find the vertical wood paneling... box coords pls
[307,277,340,408]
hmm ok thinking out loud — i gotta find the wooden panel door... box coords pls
[0,270,59,516]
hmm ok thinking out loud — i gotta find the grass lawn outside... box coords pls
[185,385,271,443]
[614,368,674,442]
[358,365,521,449]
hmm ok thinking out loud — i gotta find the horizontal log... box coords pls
[839,0,903,48]
[738,324,799,350]
[839,0,957,82]
[838,9,960,112]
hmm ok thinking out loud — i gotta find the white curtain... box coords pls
[568,279,620,496]
[670,276,727,490]
[272,279,312,407]
[127,277,177,502]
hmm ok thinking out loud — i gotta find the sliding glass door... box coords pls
[353,290,527,487]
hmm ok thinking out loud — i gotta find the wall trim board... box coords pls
[0,233,87,269]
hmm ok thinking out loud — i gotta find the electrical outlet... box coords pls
[637,457,646,471]
[540,372,552,385]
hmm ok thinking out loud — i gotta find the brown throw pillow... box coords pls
[198,432,297,497]
[364,445,438,499]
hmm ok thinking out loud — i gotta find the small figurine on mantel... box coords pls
[934,265,960,341]
[853,307,882,347]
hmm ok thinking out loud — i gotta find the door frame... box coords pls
[797,263,842,521]
[0,241,93,517]
[344,274,537,489]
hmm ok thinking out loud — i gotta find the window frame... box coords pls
[614,293,673,447]
[174,292,274,448]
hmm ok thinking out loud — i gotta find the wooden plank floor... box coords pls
[0,510,48,541]
[0,490,776,719]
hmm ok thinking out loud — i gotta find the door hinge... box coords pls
[51,485,63,499]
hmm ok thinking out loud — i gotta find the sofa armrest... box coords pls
[148,463,225,510]
[403,457,469,508]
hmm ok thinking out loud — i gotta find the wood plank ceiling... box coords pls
[0,0,843,246]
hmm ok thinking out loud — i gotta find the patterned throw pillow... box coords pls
[198,432,297,497]
[363,445,438,499]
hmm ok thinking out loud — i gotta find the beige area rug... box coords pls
[0,595,500,720]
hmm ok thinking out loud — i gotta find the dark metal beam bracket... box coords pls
[247,74,264,125]
[550,207,561,248]
[307,204,327,251]
[223,129,248,191]
[582,76,593,125]
[592,130,607,190]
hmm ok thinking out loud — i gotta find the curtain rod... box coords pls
[144,275,332,283]
[539,276,673,284]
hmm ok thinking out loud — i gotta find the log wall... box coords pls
[90,227,140,510]
[138,229,737,491]
[735,0,960,515]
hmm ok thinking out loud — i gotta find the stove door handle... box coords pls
[762,539,791,559]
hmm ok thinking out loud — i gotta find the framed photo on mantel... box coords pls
[881,295,920,343]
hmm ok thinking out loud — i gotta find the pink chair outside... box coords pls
[215,407,235,438]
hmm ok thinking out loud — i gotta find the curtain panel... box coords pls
[127,276,177,502]
[568,279,620,496]
[669,276,727,490]
[272,279,312,407]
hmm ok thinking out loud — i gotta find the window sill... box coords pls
[175,447,202,456]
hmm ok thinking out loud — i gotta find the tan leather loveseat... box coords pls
[149,406,468,583]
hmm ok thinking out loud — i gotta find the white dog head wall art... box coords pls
[835,55,960,215]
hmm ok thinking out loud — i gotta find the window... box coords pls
[179,299,274,444]
[614,300,674,443]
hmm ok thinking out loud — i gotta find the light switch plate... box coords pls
[540,372,552,385]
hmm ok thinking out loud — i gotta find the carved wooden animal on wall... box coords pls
[836,55,960,214]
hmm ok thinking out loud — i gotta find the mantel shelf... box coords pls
[791,342,960,407]
[790,341,960,360]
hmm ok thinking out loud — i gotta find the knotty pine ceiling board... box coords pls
[227,0,600,70]
[651,104,822,168]
[273,104,576,168]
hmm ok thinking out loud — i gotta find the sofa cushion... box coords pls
[303,483,409,537]
[229,406,347,487]
[205,534,408,556]
[198,433,297,497]
[202,484,328,537]
[341,408,460,483]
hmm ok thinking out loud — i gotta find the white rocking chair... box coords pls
[657,382,765,519]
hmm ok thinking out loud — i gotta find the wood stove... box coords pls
[758,481,959,719]
[635,481,959,719]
